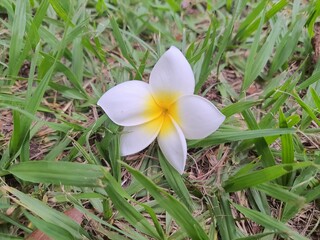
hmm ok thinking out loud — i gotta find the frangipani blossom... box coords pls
[98,46,225,174]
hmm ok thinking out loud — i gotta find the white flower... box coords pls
[98,46,225,174]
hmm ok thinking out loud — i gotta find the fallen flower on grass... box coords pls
[98,46,225,174]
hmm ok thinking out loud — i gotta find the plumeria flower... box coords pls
[98,46,225,174]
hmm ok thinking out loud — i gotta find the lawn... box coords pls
[0,0,319,239]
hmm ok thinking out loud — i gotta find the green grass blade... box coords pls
[96,125,121,181]
[195,0,246,92]
[2,186,88,239]
[134,50,149,80]
[234,232,276,240]
[233,203,309,240]
[279,109,294,184]
[39,52,87,95]
[310,87,320,110]
[195,27,216,93]
[8,0,27,77]
[64,115,108,161]
[48,0,73,26]
[224,162,314,192]
[0,212,32,234]
[236,0,288,40]
[139,203,166,240]
[26,42,41,100]
[72,37,84,84]
[0,233,23,240]
[24,211,74,240]
[8,0,49,77]
[0,1,14,19]
[64,19,88,47]
[49,83,86,100]
[0,104,72,134]
[165,0,180,12]
[254,183,305,207]
[7,161,105,187]
[105,184,161,239]
[75,204,149,240]
[221,100,262,117]
[124,163,209,240]
[282,159,320,221]
[242,109,276,167]
[8,52,57,160]
[292,90,320,126]
[158,150,194,211]
[71,139,100,165]
[242,18,282,92]
[296,69,320,90]
[305,184,320,203]
[236,0,268,38]
[20,131,30,163]
[305,0,320,37]
[269,17,305,75]
[241,7,265,93]
[107,134,121,182]
[110,16,138,72]
[210,194,237,240]
[9,110,22,157]
[188,128,295,148]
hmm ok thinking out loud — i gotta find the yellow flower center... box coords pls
[144,92,181,135]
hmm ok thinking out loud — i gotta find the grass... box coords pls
[0,0,320,239]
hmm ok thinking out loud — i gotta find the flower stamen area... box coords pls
[144,92,181,135]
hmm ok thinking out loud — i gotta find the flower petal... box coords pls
[171,95,225,139]
[149,46,195,105]
[97,80,162,126]
[157,115,187,174]
[120,116,163,156]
